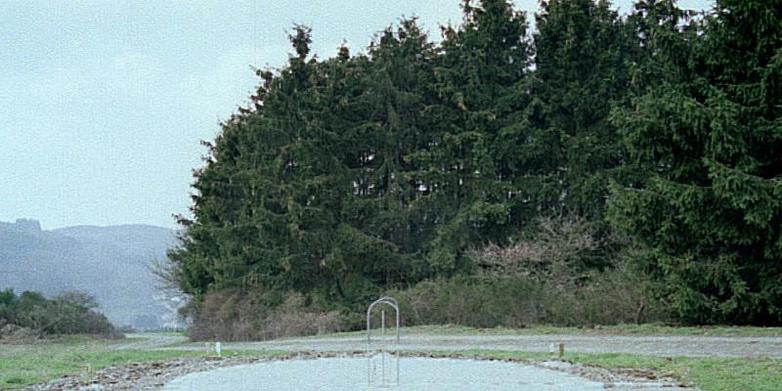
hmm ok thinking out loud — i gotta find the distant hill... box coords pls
[0,219,183,330]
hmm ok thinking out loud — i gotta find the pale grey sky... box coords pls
[0,0,711,229]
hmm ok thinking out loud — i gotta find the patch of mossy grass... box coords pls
[0,335,283,390]
[418,350,782,391]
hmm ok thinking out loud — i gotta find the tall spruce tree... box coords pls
[171,20,443,310]
[530,0,631,222]
[322,19,438,307]
[170,25,333,301]
[609,0,782,324]
[423,0,531,274]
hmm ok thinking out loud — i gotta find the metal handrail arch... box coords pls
[366,296,400,344]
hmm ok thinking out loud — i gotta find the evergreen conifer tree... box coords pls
[609,0,782,324]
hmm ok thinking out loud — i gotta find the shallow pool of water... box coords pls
[163,356,606,390]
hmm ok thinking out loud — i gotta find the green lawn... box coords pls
[0,336,294,390]
[0,337,203,389]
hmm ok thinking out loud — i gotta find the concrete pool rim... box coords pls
[161,350,690,389]
[26,349,692,389]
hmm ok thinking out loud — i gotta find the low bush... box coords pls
[390,265,668,329]
[188,260,668,341]
[390,216,669,328]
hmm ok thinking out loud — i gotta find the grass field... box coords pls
[2,328,781,390]
[435,350,782,391]
[0,336,199,389]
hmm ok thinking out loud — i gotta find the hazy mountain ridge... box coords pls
[0,219,182,329]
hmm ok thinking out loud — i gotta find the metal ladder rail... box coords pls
[366,296,400,386]
[366,297,399,345]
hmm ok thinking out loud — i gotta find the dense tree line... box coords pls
[0,290,118,337]
[169,0,782,327]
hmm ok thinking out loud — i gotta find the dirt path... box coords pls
[111,333,188,350]
[166,334,782,358]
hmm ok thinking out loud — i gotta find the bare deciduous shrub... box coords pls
[0,323,40,343]
[189,290,344,341]
[470,215,597,286]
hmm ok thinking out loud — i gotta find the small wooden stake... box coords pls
[558,343,564,358]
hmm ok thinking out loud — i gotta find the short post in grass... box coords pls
[79,363,94,384]
[558,343,564,358]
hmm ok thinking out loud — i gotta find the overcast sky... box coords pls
[0,0,711,229]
